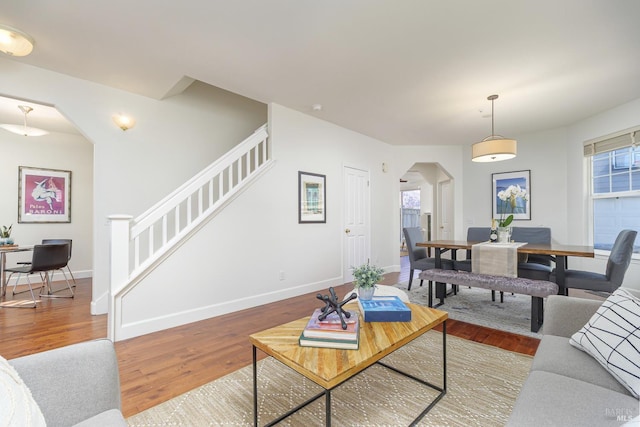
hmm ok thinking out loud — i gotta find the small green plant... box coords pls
[0,224,12,238]
[352,262,385,289]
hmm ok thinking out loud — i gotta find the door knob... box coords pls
[345,228,351,234]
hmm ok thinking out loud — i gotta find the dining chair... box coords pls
[14,239,76,287]
[42,239,76,285]
[3,243,74,308]
[453,227,507,301]
[511,227,554,281]
[403,227,453,291]
[452,227,491,272]
[552,229,637,295]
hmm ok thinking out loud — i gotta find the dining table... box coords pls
[0,245,34,297]
[416,240,595,305]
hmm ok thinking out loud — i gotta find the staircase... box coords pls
[108,124,271,340]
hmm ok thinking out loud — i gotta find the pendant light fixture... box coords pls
[471,94,517,162]
[0,105,49,136]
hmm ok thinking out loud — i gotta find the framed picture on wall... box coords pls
[298,171,326,223]
[492,170,531,221]
[18,166,72,223]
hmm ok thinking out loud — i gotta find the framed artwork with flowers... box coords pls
[492,170,530,225]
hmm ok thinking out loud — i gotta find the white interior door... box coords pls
[438,180,453,239]
[343,166,370,282]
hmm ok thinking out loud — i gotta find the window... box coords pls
[587,128,640,253]
[400,190,421,243]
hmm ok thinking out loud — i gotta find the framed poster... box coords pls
[18,166,71,223]
[298,171,326,223]
[492,170,530,221]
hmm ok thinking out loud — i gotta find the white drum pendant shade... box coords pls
[472,138,517,162]
[472,94,517,162]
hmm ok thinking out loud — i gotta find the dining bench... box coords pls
[418,268,558,332]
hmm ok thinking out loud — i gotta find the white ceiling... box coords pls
[1,1,640,145]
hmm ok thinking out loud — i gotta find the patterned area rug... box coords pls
[127,331,531,426]
[394,280,542,338]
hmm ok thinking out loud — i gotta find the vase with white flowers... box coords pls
[352,262,385,300]
[495,185,529,242]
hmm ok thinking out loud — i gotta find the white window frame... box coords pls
[585,126,640,259]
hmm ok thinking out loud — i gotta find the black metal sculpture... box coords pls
[316,287,358,330]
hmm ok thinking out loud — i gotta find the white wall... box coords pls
[0,129,93,276]
[462,97,640,290]
[2,56,464,338]
[0,58,267,314]
[114,104,465,338]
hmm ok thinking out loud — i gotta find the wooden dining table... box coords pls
[417,240,594,305]
[0,245,34,297]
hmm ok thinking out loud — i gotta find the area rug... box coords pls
[126,331,531,426]
[394,280,542,338]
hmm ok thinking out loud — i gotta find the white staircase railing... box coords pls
[108,124,270,339]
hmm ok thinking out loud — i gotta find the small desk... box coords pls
[249,303,447,426]
[1,245,34,296]
[417,240,594,305]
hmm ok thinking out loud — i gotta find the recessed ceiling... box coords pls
[1,1,640,145]
[0,95,79,135]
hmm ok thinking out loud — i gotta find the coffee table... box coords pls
[249,303,447,426]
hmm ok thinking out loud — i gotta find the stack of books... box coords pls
[299,308,360,350]
[358,296,412,322]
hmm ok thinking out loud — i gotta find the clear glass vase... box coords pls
[497,227,511,243]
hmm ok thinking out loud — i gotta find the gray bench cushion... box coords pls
[532,335,632,396]
[418,268,558,297]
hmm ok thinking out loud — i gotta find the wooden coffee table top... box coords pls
[249,303,447,389]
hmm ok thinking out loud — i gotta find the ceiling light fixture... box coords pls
[112,113,136,131]
[0,105,49,136]
[0,24,35,57]
[471,94,516,162]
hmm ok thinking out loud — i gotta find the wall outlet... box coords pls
[279,270,285,281]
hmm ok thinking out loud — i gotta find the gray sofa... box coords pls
[507,289,640,426]
[8,338,126,427]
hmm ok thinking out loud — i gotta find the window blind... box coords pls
[583,126,640,157]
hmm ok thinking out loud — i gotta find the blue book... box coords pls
[358,296,412,322]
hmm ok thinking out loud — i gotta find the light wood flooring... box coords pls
[0,260,541,417]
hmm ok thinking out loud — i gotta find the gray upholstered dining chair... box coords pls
[453,227,505,301]
[511,227,553,281]
[452,227,491,272]
[403,227,453,291]
[551,229,637,295]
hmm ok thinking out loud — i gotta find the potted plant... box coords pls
[0,224,14,245]
[352,262,385,300]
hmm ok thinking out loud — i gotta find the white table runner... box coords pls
[471,241,526,277]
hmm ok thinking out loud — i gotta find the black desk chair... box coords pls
[4,243,74,308]
[403,227,453,291]
[14,239,76,285]
[552,229,637,296]
[42,239,76,285]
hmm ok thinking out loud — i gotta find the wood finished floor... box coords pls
[0,258,541,417]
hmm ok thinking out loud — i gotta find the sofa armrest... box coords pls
[543,295,603,337]
[9,339,122,427]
